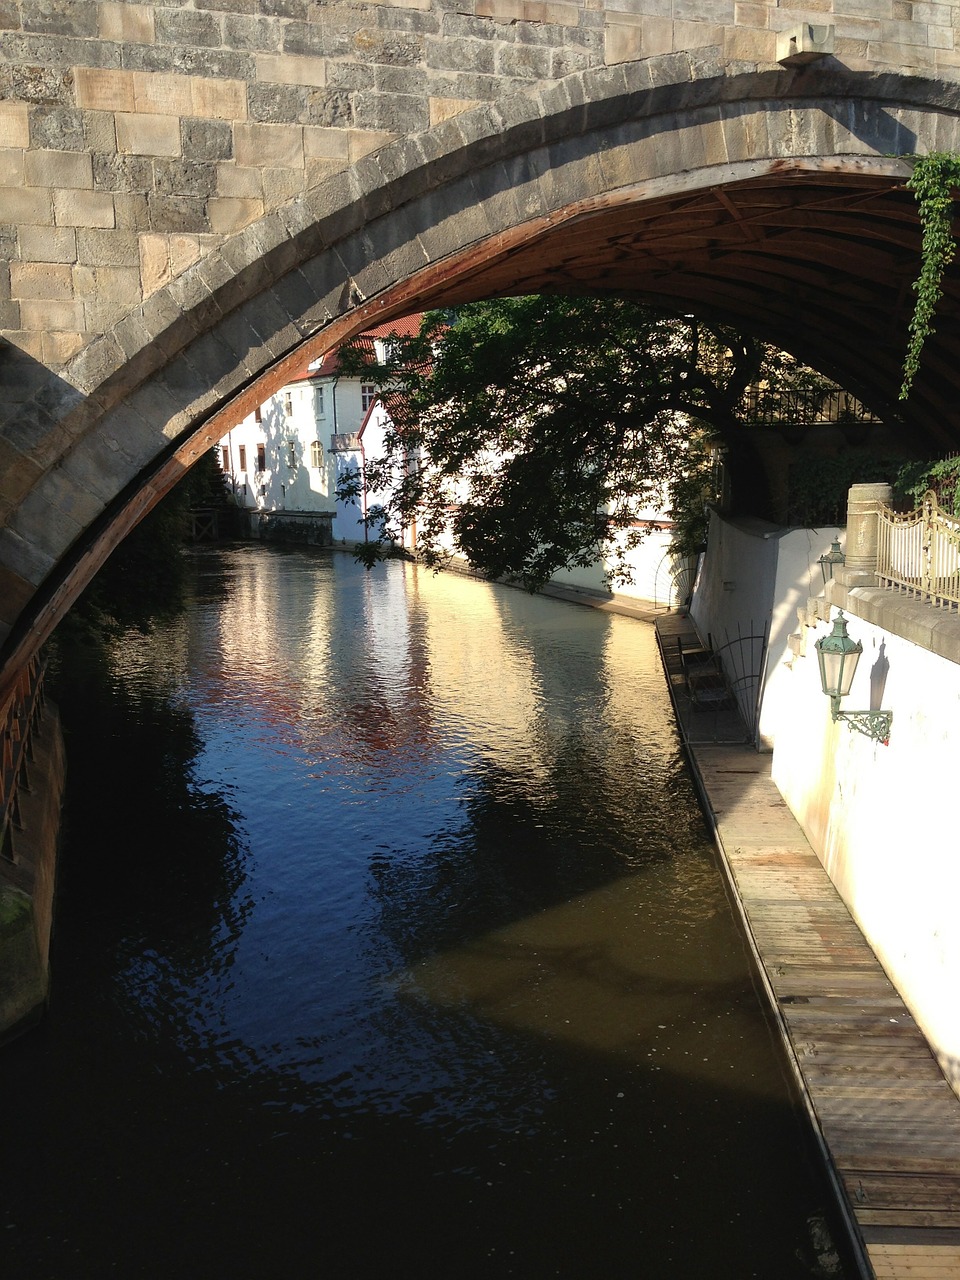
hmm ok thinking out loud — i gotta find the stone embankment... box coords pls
[0,701,65,1042]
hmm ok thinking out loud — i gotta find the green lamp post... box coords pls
[814,611,892,744]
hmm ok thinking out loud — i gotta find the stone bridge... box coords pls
[3,1,960,697]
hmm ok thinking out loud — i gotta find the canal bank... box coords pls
[653,610,960,1280]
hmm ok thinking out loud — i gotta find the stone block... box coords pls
[154,158,218,198]
[183,330,249,400]
[169,234,206,277]
[235,122,304,168]
[17,295,83,333]
[139,233,172,295]
[354,91,429,133]
[0,522,55,589]
[217,164,263,198]
[734,2,769,25]
[74,265,142,308]
[0,149,24,186]
[247,82,307,125]
[23,0,98,39]
[92,152,153,195]
[24,149,93,190]
[0,101,30,148]
[181,118,234,163]
[348,129,396,161]
[113,193,152,232]
[116,113,182,157]
[262,165,308,203]
[10,262,73,300]
[208,197,264,234]
[41,330,85,365]
[426,35,496,76]
[98,2,156,44]
[223,13,284,53]
[156,8,222,49]
[231,291,295,360]
[131,70,193,117]
[257,52,327,88]
[74,66,135,112]
[303,126,351,162]
[53,188,115,229]
[429,95,480,125]
[191,77,249,121]
[146,194,210,234]
[82,110,117,155]
[19,226,77,264]
[725,26,777,62]
[28,107,86,152]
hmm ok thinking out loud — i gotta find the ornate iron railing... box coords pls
[1,655,46,861]
[877,490,960,610]
[742,386,880,428]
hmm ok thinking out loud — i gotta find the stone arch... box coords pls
[4,56,960,698]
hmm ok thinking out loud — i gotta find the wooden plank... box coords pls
[655,614,960,1280]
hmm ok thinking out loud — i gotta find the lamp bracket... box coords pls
[832,704,893,744]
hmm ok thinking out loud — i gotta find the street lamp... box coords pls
[814,611,892,744]
[818,537,845,584]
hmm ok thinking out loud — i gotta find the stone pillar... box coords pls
[835,481,892,589]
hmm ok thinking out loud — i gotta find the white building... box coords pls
[218,315,422,545]
[218,312,687,606]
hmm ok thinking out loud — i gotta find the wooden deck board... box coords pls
[656,613,960,1280]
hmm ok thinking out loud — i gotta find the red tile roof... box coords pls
[289,313,425,382]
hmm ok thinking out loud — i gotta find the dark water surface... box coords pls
[2,547,856,1278]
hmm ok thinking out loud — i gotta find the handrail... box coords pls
[0,655,46,860]
[877,490,960,611]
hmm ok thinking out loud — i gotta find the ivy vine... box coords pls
[901,151,960,399]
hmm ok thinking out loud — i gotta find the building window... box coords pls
[256,443,266,472]
[361,384,376,412]
[238,444,247,472]
[220,445,229,470]
[254,406,262,424]
[310,440,323,469]
[314,385,325,417]
[283,391,294,417]
[286,440,297,468]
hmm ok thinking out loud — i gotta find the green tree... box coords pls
[338,296,831,590]
[64,448,231,635]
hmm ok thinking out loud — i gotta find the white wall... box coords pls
[771,604,960,1098]
[689,510,842,744]
[548,525,689,609]
[220,379,335,515]
[219,371,383,542]
[690,508,960,1097]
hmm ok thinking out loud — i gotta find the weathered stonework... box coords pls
[1,3,960,700]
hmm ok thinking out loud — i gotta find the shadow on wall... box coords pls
[870,640,890,712]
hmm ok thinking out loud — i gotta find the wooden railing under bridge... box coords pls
[877,490,960,612]
[1,655,46,863]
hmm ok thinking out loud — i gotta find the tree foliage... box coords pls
[901,151,960,399]
[337,296,833,590]
[62,449,231,636]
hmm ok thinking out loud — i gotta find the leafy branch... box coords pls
[901,151,960,399]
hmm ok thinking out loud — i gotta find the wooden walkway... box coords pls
[656,612,960,1280]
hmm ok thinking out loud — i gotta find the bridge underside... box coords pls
[410,168,952,450]
[4,65,960,700]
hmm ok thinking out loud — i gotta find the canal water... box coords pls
[2,547,856,1278]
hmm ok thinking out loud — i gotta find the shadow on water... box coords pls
[0,548,861,1279]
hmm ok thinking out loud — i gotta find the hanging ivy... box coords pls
[900,151,960,399]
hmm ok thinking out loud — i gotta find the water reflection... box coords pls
[0,547,856,1279]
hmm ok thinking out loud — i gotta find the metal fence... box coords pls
[877,490,960,611]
